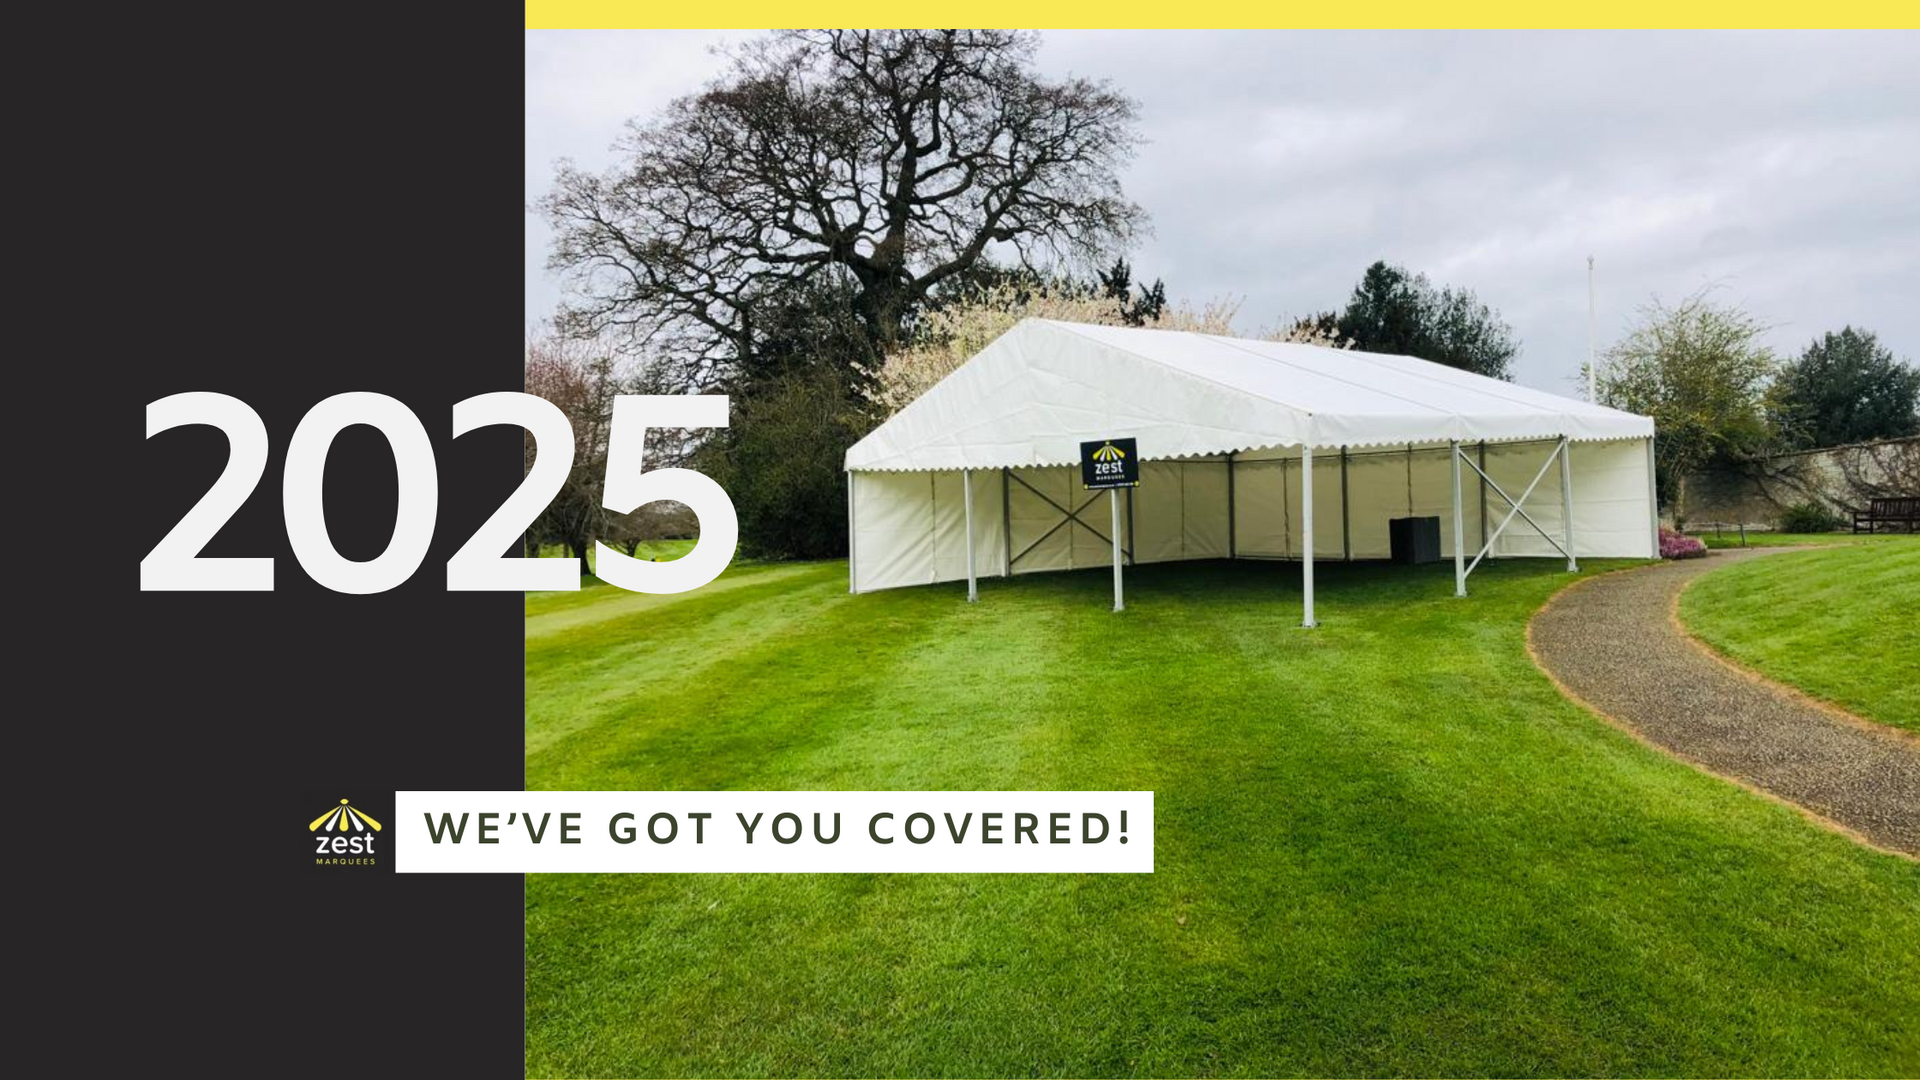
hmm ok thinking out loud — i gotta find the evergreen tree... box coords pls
[1095,256,1166,326]
[1334,261,1519,380]
[1769,327,1920,448]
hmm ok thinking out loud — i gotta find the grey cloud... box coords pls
[526,29,1920,391]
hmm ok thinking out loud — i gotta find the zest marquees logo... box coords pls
[310,797,384,866]
[1080,437,1139,490]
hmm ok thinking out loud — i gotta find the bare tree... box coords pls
[523,332,708,574]
[1593,289,1777,517]
[523,335,623,574]
[603,501,698,557]
[542,29,1147,388]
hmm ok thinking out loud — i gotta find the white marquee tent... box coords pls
[845,319,1657,625]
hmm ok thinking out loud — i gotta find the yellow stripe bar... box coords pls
[526,5,1920,29]
[308,807,341,832]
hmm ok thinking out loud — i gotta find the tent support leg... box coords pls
[1301,441,1316,628]
[1559,438,1577,572]
[963,468,977,602]
[1001,468,1012,577]
[1111,489,1125,613]
[1451,441,1466,597]
[1340,446,1351,561]
[1477,441,1488,555]
[1126,487,1135,566]
[1226,452,1236,559]
[846,470,857,595]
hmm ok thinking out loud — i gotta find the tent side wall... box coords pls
[848,437,1654,594]
[1311,438,1654,560]
[850,470,1009,594]
[1322,449,1467,559]
[1491,436,1655,559]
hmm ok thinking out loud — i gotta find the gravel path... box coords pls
[1529,548,1920,857]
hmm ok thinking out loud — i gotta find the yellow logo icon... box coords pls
[310,798,383,834]
[1092,442,1126,462]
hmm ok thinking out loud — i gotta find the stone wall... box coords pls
[1677,435,1919,527]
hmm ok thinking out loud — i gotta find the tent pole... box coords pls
[1111,488,1125,613]
[846,470,857,595]
[1340,446,1351,561]
[1126,487,1135,566]
[1301,441,1316,628]
[963,468,977,602]
[1559,438,1578,572]
[1477,441,1488,555]
[1280,457,1290,559]
[1226,452,1236,559]
[1451,441,1466,597]
[1001,468,1012,578]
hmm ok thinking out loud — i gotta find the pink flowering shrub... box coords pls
[1659,527,1707,560]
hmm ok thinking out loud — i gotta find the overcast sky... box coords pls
[526,30,1920,393]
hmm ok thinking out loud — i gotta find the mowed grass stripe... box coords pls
[526,566,860,762]
[525,557,812,634]
[526,555,1920,1078]
[529,565,990,790]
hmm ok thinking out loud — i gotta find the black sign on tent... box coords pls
[1080,438,1139,490]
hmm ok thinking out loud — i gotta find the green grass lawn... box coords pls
[1680,540,1920,733]
[526,556,1920,1078]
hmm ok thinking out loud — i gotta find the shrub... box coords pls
[697,365,869,560]
[1659,527,1708,560]
[1778,501,1846,534]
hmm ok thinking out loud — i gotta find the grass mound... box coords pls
[1681,541,1920,733]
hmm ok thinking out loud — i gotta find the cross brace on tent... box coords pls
[1004,469,1133,569]
[1450,436,1577,597]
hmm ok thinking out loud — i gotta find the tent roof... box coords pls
[846,319,1653,472]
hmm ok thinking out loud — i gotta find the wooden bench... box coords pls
[1854,496,1920,534]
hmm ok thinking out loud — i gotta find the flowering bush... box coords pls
[1659,527,1708,560]
[862,283,1352,417]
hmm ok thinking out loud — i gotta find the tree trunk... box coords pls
[565,534,592,577]
[856,278,911,352]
